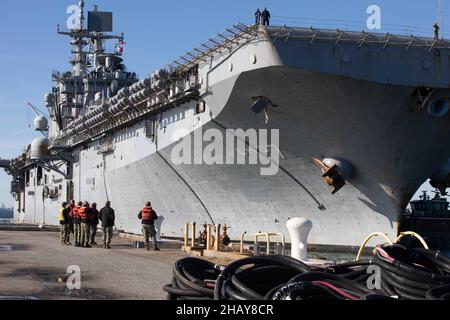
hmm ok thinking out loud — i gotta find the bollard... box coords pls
[184,223,189,247]
[191,222,196,248]
[214,224,221,252]
[286,217,313,261]
[206,225,212,250]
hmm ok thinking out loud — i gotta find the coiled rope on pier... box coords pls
[163,234,450,300]
[214,255,311,300]
[374,244,450,299]
[426,285,450,300]
[164,255,380,300]
[163,257,224,300]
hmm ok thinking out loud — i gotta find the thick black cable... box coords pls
[163,257,222,300]
[426,285,450,300]
[214,255,310,300]
[373,244,450,300]
[164,245,450,301]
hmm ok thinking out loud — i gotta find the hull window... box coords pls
[37,167,43,186]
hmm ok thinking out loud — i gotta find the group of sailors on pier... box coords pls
[59,200,160,251]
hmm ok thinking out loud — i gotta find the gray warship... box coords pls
[2,1,450,248]
[0,203,13,219]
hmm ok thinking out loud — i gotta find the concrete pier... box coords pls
[0,228,189,300]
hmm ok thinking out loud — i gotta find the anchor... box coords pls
[313,158,354,195]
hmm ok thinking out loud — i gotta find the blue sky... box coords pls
[0,0,447,206]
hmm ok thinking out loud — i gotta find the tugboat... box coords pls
[400,191,450,252]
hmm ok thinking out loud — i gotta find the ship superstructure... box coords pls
[0,203,13,219]
[50,3,137,142]
[3,1,450,248]
[401,191,450,251]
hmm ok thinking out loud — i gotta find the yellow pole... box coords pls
[191,222,196,248]
[214,224,221,252]
[184,223,189,247]
[206,225,212,250]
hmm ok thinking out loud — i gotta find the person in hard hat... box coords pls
[73,201,83,247]
[89,203,99,246]
[99,201,115,249]
[79,201,92,248]
[434,22,440,40]
[255,9,261,25]
[59,202,71,246]
[262,8,271,26]
[138,201,160,251]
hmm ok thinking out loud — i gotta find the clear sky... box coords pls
[0,0,447,206]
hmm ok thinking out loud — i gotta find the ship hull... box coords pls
[105,67,450,246]
[12,26,450,248]
[15,66,450,247]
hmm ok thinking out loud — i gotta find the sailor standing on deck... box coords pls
[262,8,271,26]
[434,22,440,40]
[59,202,71,246]
[73,201,83,247]
[79,202,92,248]
[138,202,160,251]
[99,201,115,249]
[89,203,99,246]
[255,9,261,25]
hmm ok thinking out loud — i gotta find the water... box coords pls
[0,219,12,225]
[250,244,358,262]
[0,207,13,220]
[308,251,357,262]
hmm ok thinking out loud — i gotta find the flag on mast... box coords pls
[115,39,126,54]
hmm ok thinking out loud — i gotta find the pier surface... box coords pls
[0,229,187,300]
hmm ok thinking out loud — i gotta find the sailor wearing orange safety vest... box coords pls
[73,201,82,247]
[138,201,160,251]
[79,202,92,248]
